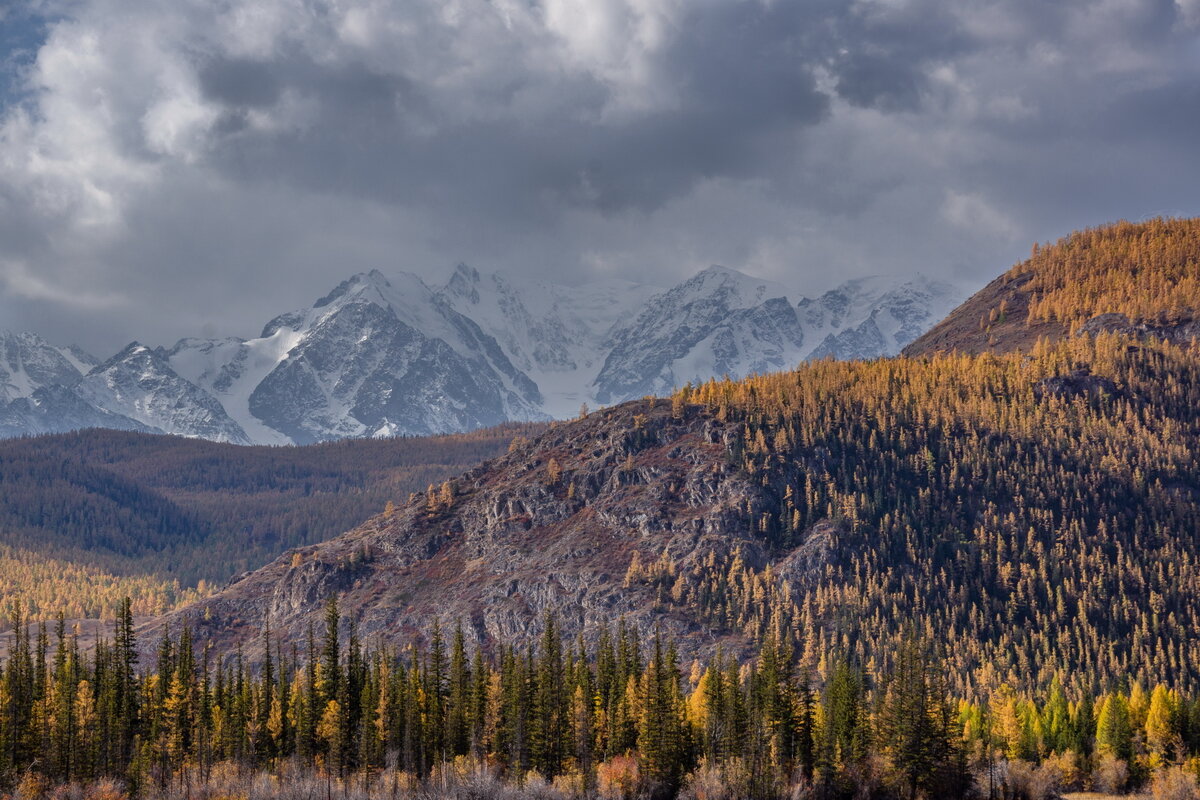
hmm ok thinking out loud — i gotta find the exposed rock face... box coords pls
[1076,312,1200,344]
[148,399,817,663]
[1034,368,1119,401]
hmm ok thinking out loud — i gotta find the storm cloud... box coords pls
[1,0,1199,352]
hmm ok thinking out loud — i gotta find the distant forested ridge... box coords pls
[0,424,542,618]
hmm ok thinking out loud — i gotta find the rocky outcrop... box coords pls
[1034,368,1119,401]
[146,398,821,664]
[1076,312,1200,344]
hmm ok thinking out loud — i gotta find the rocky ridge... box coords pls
[148,398,817,661]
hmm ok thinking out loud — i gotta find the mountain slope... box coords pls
[439,264,660,417]
[595,267,805,402]
[156,328,1200,696]
[0,331,96,401]
[905,217,1200,356]
[594,269,960,403]
[804,274,960,359]
[0,332,144,437]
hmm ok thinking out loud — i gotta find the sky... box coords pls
[1,0,1199,355]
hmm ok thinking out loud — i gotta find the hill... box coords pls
[156,328,1200,698]
[905,217,1200,355]
[0,423,542,618]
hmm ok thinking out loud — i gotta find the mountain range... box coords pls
[0,267,962,445]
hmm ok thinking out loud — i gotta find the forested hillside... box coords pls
[906,217,1200,355]
[683,332,1200,696]
[0,424,542,618]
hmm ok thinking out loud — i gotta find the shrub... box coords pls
[81,782,126,800]
[1040,750,1085,794]
[678,759,751,800]
[15,773,50,800]
[1092,754,1129,795]
[1152,767,1200,800]
[596,756,641,800]
[550,769,585,799]
[1004,760,1060,800]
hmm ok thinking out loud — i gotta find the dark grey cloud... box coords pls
[1,0,1199,355]
[198,58,283,109]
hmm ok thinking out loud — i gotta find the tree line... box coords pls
[0,597,973,799]
[3,598,1200,799]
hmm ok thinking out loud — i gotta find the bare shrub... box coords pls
[1092,754,1130,795]
[846,753,887,800]
[1153,766,1200,800]
[82,781,126,800]
[1039,750,1085,794]
[550,769,585,799]
[1004,759,1061,800]
[678,759,751,800]
[46,784,83,800]
[520,771,572,800]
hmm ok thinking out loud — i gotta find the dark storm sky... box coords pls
[1,0,1199,354]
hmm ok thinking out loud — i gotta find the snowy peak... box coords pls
[802,275,963,360]
[0,331,132,438]
[670,265,793,310]
[594,266,806,402]
[443,263,482,304]
[312,269,393,309]
[436,266,659,417]
[76,342,251,443]
[0,330,96,402]
[595,269,965,402]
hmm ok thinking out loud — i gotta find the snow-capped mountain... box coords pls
[0,331,96,402]
[0,267,963,444]
[75,343,251,444]
[170,270,547,444]
[801,275,960,360]
[594,268,962,402]
[594,266,808,402]
[0,331,151,438]
[439,264,660,417]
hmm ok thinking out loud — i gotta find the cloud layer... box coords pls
[2,0,1199,352]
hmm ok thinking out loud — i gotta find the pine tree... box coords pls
[1096,692,1133,762]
